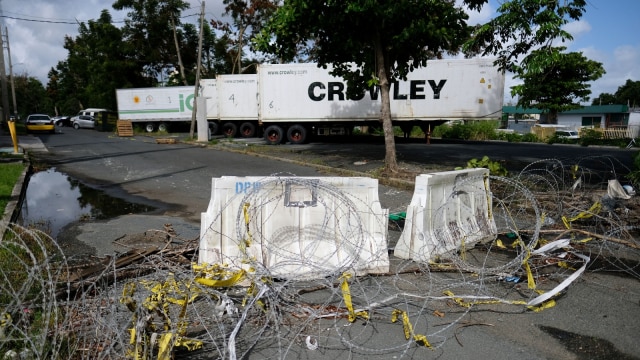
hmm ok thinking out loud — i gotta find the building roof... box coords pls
[561,104,628,114]
[503,104,629,115]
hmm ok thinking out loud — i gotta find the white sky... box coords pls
[2,0,639,105]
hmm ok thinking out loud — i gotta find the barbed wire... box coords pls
[1,156,638,359]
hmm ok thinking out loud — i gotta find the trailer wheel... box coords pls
[145,123,156,133]
[287,125,308,144]
[264,125,284,145]
[222,122,237,137]
[239,122,256,138]
[208,122,219,136]
[157,122,168,132]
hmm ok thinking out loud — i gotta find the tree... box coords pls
[256,0,486,173]
[591,92,617,106]
[213,0,278,74]
[10,75,49,118]
[615,80,640,108]
[464,0,587,73]
[112,0,190,81]
[511,47,604,123]
[51,10,147,113]
[464,0,592,123]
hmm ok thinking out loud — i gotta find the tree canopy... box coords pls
[38,2,243,117]
[464,0,602,122]
[511,47,605,123]
[592,80,640,107]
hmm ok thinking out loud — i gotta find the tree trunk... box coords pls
[171,15,188,86]
[374,34,399,173]
[549,109,558,124]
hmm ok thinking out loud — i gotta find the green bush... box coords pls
[458,155,508,177]
[432,120,500,140]
[577,128,603,146]
[494,131,539,143]
[627,151,640,188]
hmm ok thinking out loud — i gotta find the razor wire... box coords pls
[0,156,638,359]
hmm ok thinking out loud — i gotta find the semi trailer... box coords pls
[116,58,505,143]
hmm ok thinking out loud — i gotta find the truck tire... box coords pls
[222,122,237,137]
[208,122,219,136]
[145,123,156,133]
[239,122,256,138]
[157,122,168,132]
[264,125,285,145]
[287,125,308,144]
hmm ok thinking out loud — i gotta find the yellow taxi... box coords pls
[25,114,56,133]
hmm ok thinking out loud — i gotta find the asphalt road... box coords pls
[26,130,640,360]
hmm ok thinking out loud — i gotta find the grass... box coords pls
[0,162,26,216]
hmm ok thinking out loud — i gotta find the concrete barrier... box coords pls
[200,176,389,280]
[394,168,496,262]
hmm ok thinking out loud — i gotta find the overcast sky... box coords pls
[1,0,639,105]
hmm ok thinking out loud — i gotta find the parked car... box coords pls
[72,115,96,129]
[52,115,71,127]
[555,130,580,139]
[25,114,55,133]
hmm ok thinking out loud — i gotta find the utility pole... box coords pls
[171,14,188,86]
[190,1,205,139]
[5,27,17,120]
[0,25,10,126]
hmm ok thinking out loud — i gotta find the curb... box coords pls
[0,156,31,238]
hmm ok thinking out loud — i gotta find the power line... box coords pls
[0,14,101,24]
[0,9,202,25]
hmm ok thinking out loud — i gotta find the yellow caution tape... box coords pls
[528,299,556,312]
[1,312,11,328]
[195,269,245,288]
[442,290,471,308]
[157,333,173,360]
[562,202,601,229]
[523,259,536,290]
[122,273,206,359]
[339,273,369,322]
[156,332,204,360]
[557,261,576,270]
[391,309,432,348]
[242,202,253,248]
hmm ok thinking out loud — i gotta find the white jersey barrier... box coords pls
[394,168,497,262]
[200,176,389,280]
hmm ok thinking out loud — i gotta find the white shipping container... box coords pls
[199,79,218,121]
[258,58,504,123]
[216,74,259,121]
[116,86,196,121]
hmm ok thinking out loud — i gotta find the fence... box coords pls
[590,125,640,139]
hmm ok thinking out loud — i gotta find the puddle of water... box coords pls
[19,168,155,238]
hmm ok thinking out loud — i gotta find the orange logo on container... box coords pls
[133,95,140,103]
